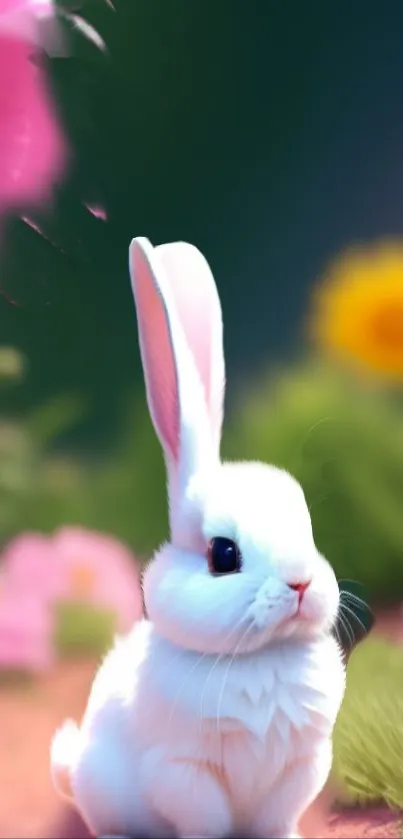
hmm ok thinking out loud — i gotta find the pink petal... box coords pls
[62,13,106,52]
[0,1,54,37]
[0,587,53,634]
[0,635,54,670]
[0,582,54,671]
[0,35,66,211]
[84,202,107,221]
[0,1,38,42]
[2,532,61,599]
[0,0,65,212]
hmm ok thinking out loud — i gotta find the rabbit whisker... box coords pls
[339,600,368,637]
[167,649,213,737]
[340,588,371,612]
[215,623,255,759]
[338,580,371,608]
[339,587,365,606]
[332,616,343,648]
[337,607,354,649]
[198,615,251,739]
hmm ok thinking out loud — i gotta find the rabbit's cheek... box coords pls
[250,587,295,630]
[298,584,335,627]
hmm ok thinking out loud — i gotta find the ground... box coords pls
[0,653,401,839]
[0,658,94,839]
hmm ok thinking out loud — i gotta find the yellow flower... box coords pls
[311,241,403,380]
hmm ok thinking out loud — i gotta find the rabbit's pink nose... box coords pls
[288,581,311,603]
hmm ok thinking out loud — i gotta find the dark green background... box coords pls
[2,0,403,448]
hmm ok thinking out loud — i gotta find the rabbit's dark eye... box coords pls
[207,537,242,575]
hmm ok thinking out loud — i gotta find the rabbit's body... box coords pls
[51,238,346,838]
[56,619,343,838]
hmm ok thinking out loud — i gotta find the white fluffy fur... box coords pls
[51,238,346,839]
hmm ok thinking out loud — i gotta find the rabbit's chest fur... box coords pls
[86,621,344,811]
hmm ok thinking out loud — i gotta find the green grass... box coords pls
[333,637,403,809]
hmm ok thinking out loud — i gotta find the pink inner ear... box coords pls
[131,244,180,463]
[156,244,223,440]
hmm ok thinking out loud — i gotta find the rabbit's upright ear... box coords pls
[155,240,225,453]
[129,237,225,516]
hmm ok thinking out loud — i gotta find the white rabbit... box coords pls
[51,237,345,839]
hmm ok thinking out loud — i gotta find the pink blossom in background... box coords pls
[0,576,54,671]
[51,526,144,632]
[0,0,66,213]
[0,531,58,599]
[2,527,144,633]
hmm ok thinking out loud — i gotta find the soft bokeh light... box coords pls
[311,241,403,381]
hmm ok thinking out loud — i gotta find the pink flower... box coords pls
[51,527,144,632]
[0,576,54,672]
[0,0,66,213]
[2,527,144,633]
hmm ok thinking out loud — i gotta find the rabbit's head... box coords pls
[129,239,340,655]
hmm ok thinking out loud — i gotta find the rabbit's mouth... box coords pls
[291,604,307,620]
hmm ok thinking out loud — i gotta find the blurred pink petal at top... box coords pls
[0,0,67,213]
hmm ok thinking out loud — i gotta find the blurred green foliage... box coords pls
[0,345,167,556]
[223,359,403,604]
[54,602,116,658]
[2,343,403,604]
